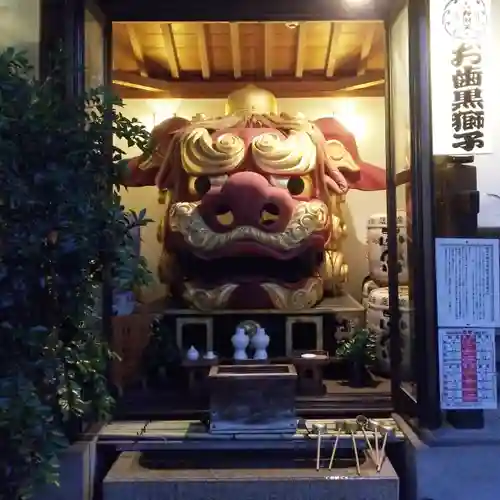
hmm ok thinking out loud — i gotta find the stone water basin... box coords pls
[208,364,297,434]
[140,448,365,470]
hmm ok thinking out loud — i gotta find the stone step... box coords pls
[103,450,399,500]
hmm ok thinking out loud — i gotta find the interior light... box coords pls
[333,99,367,141]
[140,114,156,133]
[147,99,181,128]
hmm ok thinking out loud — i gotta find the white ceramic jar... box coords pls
[366,211,408,286]
[361,277,380,310]
[186,345,200,361]
[251,328,270,360]
[231,327,249,360]
[366,286,412,375]
[112,290,136,316]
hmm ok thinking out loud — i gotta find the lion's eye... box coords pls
[188,175,228,196]
[271,175,312,197]
[189,176,211,196]
[287,177,306,196]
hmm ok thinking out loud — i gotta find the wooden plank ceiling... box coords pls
[112,21,385,99]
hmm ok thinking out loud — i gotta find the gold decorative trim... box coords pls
[321,250,348,295]
[182,282,238,311]
[261,277,324,310]
[169,200,328,252]
[182,278,325,311]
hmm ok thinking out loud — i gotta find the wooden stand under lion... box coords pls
[117,84,387,407]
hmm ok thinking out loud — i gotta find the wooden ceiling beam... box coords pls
[229,23,242,79]
[325,22,342,78]
[357,24,377,76]
[196,24,210,80]
[111,79,164,93]
[160,23,180,79]
[125,24,147,77]
[263,24,273,79]
[295,23,307,79]
[112,70,385,99]
[115,84,384,100]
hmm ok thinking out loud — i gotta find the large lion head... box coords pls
[125,106,385,311]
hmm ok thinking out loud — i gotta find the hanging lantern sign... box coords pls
[430,0,493,155]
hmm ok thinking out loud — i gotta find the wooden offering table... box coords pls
[292,351,330,396]
[182,358,218,395]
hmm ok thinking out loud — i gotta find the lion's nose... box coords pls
[198,172,294,232]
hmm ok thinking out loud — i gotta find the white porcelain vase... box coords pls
[112,290,136,316]
[231,327,249,360]
[361,277,380,310]
[366,211,409,286]
[251,328,270,360]
[186,345,200,361]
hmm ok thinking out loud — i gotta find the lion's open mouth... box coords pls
[177,246,324,285]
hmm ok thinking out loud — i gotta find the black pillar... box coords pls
[435,156,484,429]
[407,0,442,430]
[40,0,85,96]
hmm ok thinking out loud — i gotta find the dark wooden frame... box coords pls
[40,0,85,95]
[384,0,443,430]
[39,0,115,387]
[89,0,115,355]
[434,157,483,429]
[97,0,406,22]
[40,0,448,430]
[405,0,445,429]
[383,9,403,412]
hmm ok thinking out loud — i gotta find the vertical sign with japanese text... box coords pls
[430,0,493,155]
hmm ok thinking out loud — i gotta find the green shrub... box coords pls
[0,48,150,499]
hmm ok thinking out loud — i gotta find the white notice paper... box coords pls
[438,328,497,410]
[435,238,500,328]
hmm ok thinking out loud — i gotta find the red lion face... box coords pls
[125,114,385,310]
